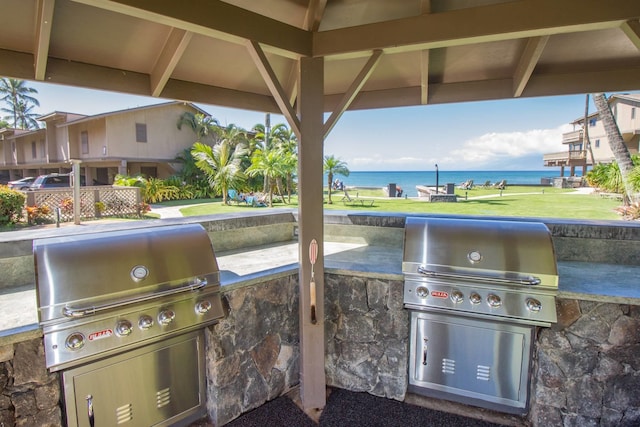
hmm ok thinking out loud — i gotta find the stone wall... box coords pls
[0,338,61,426]
[530,298,640,426]
[324,273,408,401]
[206,274,301,426]
[205,272,409,425]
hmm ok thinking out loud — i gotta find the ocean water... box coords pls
[330,170,566,197]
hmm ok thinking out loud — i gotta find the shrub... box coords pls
[615,202,640,221]
[586,155,640,193]
[0,186,26,225]
[135,202,151,217]
[26,205,51,225]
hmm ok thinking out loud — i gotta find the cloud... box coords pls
[331,124,574,171]
[445,124,572,168]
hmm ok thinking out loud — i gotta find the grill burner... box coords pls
[402,217,559,414]
[34,223,225,426]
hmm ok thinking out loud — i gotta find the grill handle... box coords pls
[62,278,208,318]
[86,395,94,427]
[416,266,541,286]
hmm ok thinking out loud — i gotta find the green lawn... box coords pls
[175,186,623,221]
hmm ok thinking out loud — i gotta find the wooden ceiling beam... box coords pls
[246,41,301,136]
[513,36,549,98]
[323,50,383,138]
[419,0,431,105]
[33,0,55,81]
[71,0,311,57]
[621,19,640,50]
[314,0,640,57]
[420,51,430,105]
[323,67,640,111]
[304,0,328,32]
[150,28,193,97]
[0,49,279,112]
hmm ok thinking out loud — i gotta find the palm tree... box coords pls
[246,148,287,207]
[0,78,40,129]
[592,93,638,204]
[323,155,350,204]
[269,123,298,202]
[177,111,221,144]
[217,123,249,148]
[14,100,40,130]
[174,147,215,198]
[191,141,248,204]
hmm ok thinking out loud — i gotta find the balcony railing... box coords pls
[543,150,587,166]
[543,151,568,162]
[562,129,583,144]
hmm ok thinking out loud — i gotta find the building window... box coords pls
[136,123,147,143]
[81,131,89,154]
[595,139,600,148]
[632,108,636,119]
[31,141,37,159]
[40,140,46,158]
[589,118,597,127]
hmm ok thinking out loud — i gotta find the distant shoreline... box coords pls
[333,170,581,197]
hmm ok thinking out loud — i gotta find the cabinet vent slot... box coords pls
[116,403,133,424]
[157,387,171,408]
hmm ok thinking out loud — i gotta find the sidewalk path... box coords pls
[149,204,186,218]
[465,186,595,201]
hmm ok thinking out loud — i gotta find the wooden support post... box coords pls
[297,56,326,410]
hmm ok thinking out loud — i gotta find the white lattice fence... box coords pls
[25,186,141,222]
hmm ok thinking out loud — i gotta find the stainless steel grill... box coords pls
[34,223,226,427]
[402,217,558,414]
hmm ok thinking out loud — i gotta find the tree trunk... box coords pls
[583,94,596,167]
[275,177,285,203]
[327,173,333,204]
[592,93,638,204]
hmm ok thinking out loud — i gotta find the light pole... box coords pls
[435,164,439,194]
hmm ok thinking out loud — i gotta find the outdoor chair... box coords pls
[245,195,266,207]
[493,180,507,190]
[341,190,375,207]
[227,189,247,204]
[458,179,474,190]
[482,180,492,188]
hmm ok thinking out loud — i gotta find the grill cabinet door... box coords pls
[409,311,533,411]
[63,331,204,427]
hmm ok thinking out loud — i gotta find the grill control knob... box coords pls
[65,333,85,350]
[415,286,429,298]
[115,320,133,336]
[526,298,542,312]
[158,309,176,326]
[196,300,212,314]
[487,294,502,308]
[469,292,482,305]
[138,315,154,330]
[450,290,464,303]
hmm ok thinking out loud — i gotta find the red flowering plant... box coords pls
[60,197,74,214]
[26,205,51,225]
[135,202,151,217]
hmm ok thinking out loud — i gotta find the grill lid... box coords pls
[403,217,558,289]
[34,223,220,324]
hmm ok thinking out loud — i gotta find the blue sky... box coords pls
[16,81,603,172]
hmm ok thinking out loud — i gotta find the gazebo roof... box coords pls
[1,0,639,113]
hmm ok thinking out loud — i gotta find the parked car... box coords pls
[7,177,36,190]
[29,173,85,190]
